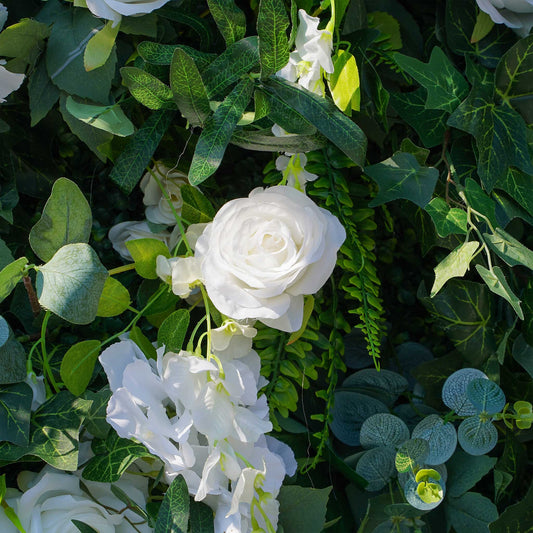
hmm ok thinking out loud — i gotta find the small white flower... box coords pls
[476,0,533,36]
[156,255,202,298]
[211,320,257,359]
[276,153,318,192]
[294,10,334,74]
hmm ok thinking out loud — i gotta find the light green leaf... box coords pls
[120,67,175,110]
[431,240,480,297]
[65,97,135,137]
[96,277,130,317]
[0,383,32,446]
[155,475,190,533]
[0,257,28,305]
[0,18,49,68]
[36,243,109,325]
[368,11,402,50]
[395,47,469,112]
[29,178,92,262]
[328,49,360,114]
[365,152,438,208]
[28,57,60,127]
[475,265,523,320]
[170,49,211,126]
[60,340,101,396]
[278,485,331,533]
[109,110,175,194]
[446,492,499,532]
[125,238,171,279]
[208,0,246,46]
[158,309,190,352]
[257,0,290,79]
[484,228,533,270]
[189,78,254,185]
[426,197,468,237]
[464,178,498,228]
[471,11,494,43]
[262,77,367,165]
[84,20,119,71]
[395,438,429,473]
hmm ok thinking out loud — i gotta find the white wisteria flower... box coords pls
[0,60,24,104]
[195,186,346,332]
[85,0,173,26]
[140,162,189,225]
[476,0,533,36]
[276,153,318,192]
[156,255,203,298]
[0,466,151,533]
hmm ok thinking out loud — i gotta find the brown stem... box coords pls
[23,276,41,316]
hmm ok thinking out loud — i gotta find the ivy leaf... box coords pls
[36,243,109,325]
[82,388,112,439]
[484,228,533,270]
[0,382,32,446]
[464,178,498,228]
[447,84,533,192]
[431,240,480,297]
[189,78,254,185]
[257,0,290,79]
[426,197,468,237]
[208,0,246,46]
[262,77,367,165]
[120,67,175,110]
[475,265,523,320]
[155,475,190,533]
[395,47,469,112]
[29,178,92,262]
[170,49,211,127]
[278,486,331,533]
[365,152,438,208]
[109,110,175,194]
[0,18,49,69]
[496,169,533,217]
[445,492,499,532]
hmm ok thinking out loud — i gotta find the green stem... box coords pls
[40,311,60,393]
[108,263,136,275]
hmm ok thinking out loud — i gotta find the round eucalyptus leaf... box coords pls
[343,369,408,397]
[395,438,429,473]
[0,315,9,348]
[355,446,396,492]
[360,413,410,449]
[36,243,109,325]
[330,391,388,446]
[458,416,498,456]
[466,378,506,415]
[411,414,457,465]
[441,368,488,415]
[403,477,445,511]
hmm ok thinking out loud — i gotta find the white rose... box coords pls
[0,4,8,32]
[0,61,25,104]
[86,0,172,25]
[140,162,189,225]
[195,186,346,332]
[476,0,533,36]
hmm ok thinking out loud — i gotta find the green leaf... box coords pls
[120,14,157,37]
[189,78,254,185]
[189,502,214,533]
[96,277,131,317]
[445,492,499,532]
[120,67,175,111]
[84,20,119,71]
[447,84,533,192]
[203,36,260,98]
[261,90,316,134]
[130,325,157,360]
[180,185,215,224]
[28,57,60,127]
[426,197,468,237]
[356,447,396,491]
[65,97,135,137]
[475,265,523,320]
[0,382,32,446]
[512,334,533,380]
[72,520,98,533]
[467,378,506,415]
[46,6,117,103]
[458,417,498,455]
[155,6,212,51]
[36,243,109,325]
[395,438,429,473]
[82,431,152,482]
[395,47,469,112]
[138,42,216,68]
[0,18,49,68]
[359,413,410,450]
[365,152,438,208]
[446,450,497,498]
[484,228,533,270]
[463,178,498,228]
[0,257,28,305]
[471,11,494,43]
[368,11,402,50]
[82,388,112,439]
[496,169,533,217]
[390,89,448,148]
[155,475,190,533]
[60,340,101,396]
[158,309,190,352]
[29,178,92,262]
[0,239,14,271]
[109,110,175,194]
[431,240,480,297]
[0,336,27,385]
[262,77,367,165]
[170,49,211,127]
[208,0,246,46]
[489,482,533,533]
[257,0,290,79]
[328,49,361,114]
[230,128,326,153]
[278,485,331,533]
[418,280,496,365]
[126,238,171,279]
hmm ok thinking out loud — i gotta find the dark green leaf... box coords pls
[170,49,211,126]
[189,78,254,185]
[489,482,533,533]
[0,383,32,446]
[72,520,98,533]
[158,309,190,352]
[446,492,499,532]
[230,128,326,152]
[208,0,246,46]
[82,388,112,439]
[365,152,438,208]
[138,42,216,69]
[181,185,215,224]
[257,0,290,78]
[464,178,498,228]
[0,257,28,305]
[0,239,14,271]
[60,340,101,396]
[512,334,533,380]
[109,110,175,194]
[262,77,367,165]
[278,485,331,533]
[130,325,157,360]
[446,450,497,498]
[155,7,211,51]
[28,57,60,126]
[189,502,214,533]
[121,67,175,111]
[262,90,316,134]
[155,475,190,533]
[426,197,468,237]
[496,169,533,217]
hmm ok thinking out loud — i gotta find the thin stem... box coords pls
[23,276,41,316]
[108,263,136,275]
[199,285,212,359]
[40,311,60,393]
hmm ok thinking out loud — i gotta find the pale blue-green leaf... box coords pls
[476,265,523,320]
[446,450,497,497]
[484,228,533,270]
[466,378,506,415]
[356,447,397,492]
[0,316,8,348]
[458,417,498,455]
[360,413,410,449]
[446,492,499,533]
[442,368,488,415]
[411,414,457,465]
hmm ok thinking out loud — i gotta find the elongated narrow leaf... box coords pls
[262,77,367,165]
[189,78,254,185]
[257,0,290,78]
[170,49,211,126]
[121,67,175,110]
[155,6,212,51]
[139,42,216,69]
[208,0,246,46]
[476,265,523,319]
[230,128,326,153]
[155,475,190,533]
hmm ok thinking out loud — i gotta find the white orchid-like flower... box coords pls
[156,255,203,298]
[276,153,318,192]
[476,0,533,36]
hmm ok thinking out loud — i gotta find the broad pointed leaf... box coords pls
[121,67,175,110]
[0,382,32,446]
[155,475,190,533]
[425,197,468,237]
